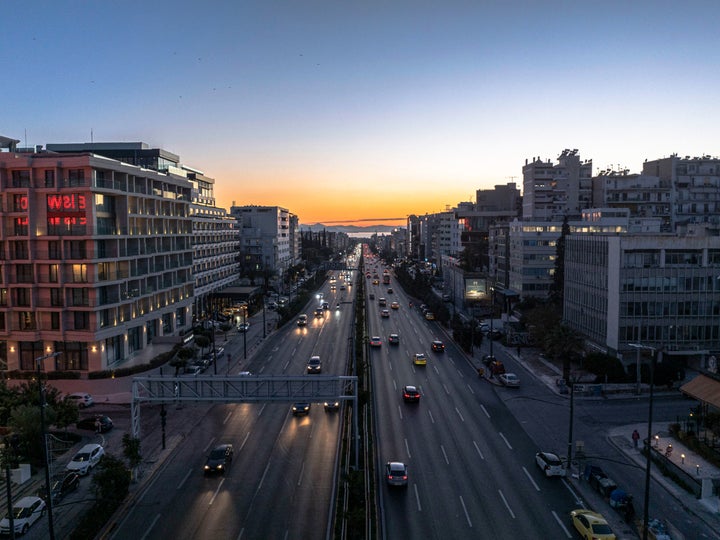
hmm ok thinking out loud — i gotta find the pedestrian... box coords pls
[95,416,101,434]
[631,429,640,449]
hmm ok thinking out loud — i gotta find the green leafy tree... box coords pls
[122,434,143,482]
[9,403,55,465]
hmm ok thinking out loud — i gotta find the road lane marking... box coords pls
[561,477,584,506]
[209,478,225,505]
[466,384,475,395]
[433,365,440,375]
[427,409,435,424]
[223,410,233,425]
[257,403,266,416]
[480,404,490,418]
[459,495,472,527]
[443,383,450,395]
[398,405,403,420]
[498,489,516,519]
[177,468,192,490]
[473,441,485,460]
[256,461,271,492]
[552,510,573,537]
[203,438,216,453]
[139,514,162,540]
[440,444,449,464]
[282,360,290,371]
[498,432,513,449]
[405,438,412,459]
[522,466,540,491]
[414,484,422,511]
[455,407,465,422]
[239,432,250,451]
[298,461,305,486]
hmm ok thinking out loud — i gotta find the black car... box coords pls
[204,444,234,475]
[41,472,80,503]
[431,340,445,352]
[76,415,114,433]
[402,385,421,403]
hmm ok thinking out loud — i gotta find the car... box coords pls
[385,461,408,487]
[297,314,308,326]
[314,308,324,318]
[184,363,205,376]
[369,336,382,347]
[67,392,94,408]
[413,353,427,366]
[76,415,114,433]
[369,293,375,300]
[324,400,340,411]
[238,371,252,376]
[388,333,400,345]
[425,312,435,320]
[40,472,80,503]
[535,452,566,477]
[381,309,390,318]
[378,297,387,306]
[307,356,322,373]
[390,301,399,309]
[488,329,504,340]
[402,385,421,403]
[570,509,616,540]
[321,301,330,309]
[204,444,234,475]
[339,284,346,290]
[431,340,444,352]
[66,443,104,475]
[0,496,46,536]
[499,372,520,388]
[387,287,393,294]
[237,322,250,332]
[292,402,311,416]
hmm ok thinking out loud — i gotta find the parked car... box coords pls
[402,385,421,403]
[0,496,46,536]
[40,472,80,503]
[292,403,311,416]
[204,444,233,475]
[76,415,114,433]
[67,392,94,408]
[66,444,104,475]
[535,452,566,477]
[498,372,520,388]
[385,462,408,487]
[570,509,616,540]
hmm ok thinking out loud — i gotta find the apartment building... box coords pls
[522,149,592,221]
[0,142,194,372]
[231,205,292,278]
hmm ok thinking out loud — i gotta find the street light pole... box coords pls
[37,351,61,540]
[642,349,660,540]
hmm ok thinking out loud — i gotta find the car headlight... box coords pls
[204,465,210,470]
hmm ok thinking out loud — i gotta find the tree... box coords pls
[91,453,131,504]
[194,335,211,356]
[122,434,143,482]
[9,403,53,465]
[543,324,585,381]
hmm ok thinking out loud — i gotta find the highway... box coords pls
[366,263,582,539]
[109,273,355,540]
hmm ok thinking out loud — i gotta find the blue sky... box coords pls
[4,1,720,224]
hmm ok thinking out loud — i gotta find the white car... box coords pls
[535,451,566,477]
[0,496,46,535]
[66,443,104,475]
[67,392,94,408]
[498,372,520,388]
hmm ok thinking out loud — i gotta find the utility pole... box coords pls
[37,351,62,540]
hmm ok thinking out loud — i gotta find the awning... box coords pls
[680,374,720,409]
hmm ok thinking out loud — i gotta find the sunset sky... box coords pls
[4,1,720,226]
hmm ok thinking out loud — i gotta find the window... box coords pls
[19,311,36,330]
[74,311,89,330]
[67,241,86,259]
[71,288,89,306]
[15,288,30,307]
[71,264,88,283]
[49,264,59,283]
[48,241,61,259]
[13,195,28,212]
[11,170,30,188]
[16,264,33,283]
[50,312,60,330]
[11,241,28,260]
[50,288,63,306]
[44,170,55,188]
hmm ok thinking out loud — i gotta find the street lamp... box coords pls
[641,348,660,540]
[37,351,62,540]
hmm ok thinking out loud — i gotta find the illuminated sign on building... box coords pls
[47,194,88,227]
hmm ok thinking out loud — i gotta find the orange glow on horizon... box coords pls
[215,179,469,227]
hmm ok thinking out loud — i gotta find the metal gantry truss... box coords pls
[131,375,358,438]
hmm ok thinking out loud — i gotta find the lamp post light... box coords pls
[641,348,660,540]
[37,351,62,540]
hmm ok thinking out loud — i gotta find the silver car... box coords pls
[535,451,566,477]
[385,461,408,487]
